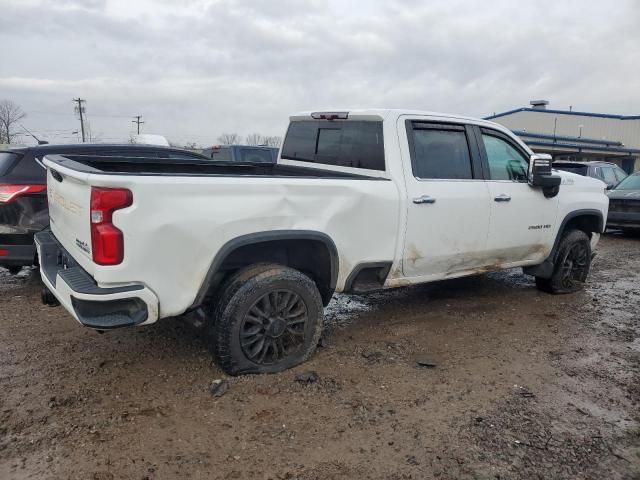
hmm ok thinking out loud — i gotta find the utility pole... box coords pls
[132,115,144,135]
[73,98,86,142]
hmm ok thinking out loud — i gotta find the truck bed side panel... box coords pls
[43,159,400,318]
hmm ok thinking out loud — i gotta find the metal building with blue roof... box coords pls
[485,100,640,173]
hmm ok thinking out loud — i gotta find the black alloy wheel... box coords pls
[559,242,589,290]
[240,290,308,365]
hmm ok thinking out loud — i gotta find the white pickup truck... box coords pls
[36,109,608,375]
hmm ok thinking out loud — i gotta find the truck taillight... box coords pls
[0,184,46,204]
[90,187,132,265]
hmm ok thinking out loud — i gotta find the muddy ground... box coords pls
[0,234,639,480]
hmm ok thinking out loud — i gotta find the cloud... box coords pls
[0,0,638,145]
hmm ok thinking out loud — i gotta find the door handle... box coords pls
[413,195,436,204]
[494,194,511,202]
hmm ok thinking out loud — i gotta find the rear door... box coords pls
[400,119,491,278]
[479,127,558,263]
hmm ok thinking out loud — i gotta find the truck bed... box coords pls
[45,154,384,180]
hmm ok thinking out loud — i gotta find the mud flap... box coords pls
[522,259,554,279]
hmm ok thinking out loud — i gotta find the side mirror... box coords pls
[529,153,561,198]
[528,153,553,184]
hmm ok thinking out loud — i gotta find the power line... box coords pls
[28,110,132,119]
[132,115,144,134]
[73,98,86,142]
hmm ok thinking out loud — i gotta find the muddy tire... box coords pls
[535,229,591,294]
[210,263,323,376]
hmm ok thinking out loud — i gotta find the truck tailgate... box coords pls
[45,159,94,269]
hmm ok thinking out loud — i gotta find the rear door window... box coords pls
[281,120,385,171]
[239,148,274,163]
[407,124,474,180]
[0,152,21,176]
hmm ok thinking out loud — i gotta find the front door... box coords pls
[479,128,559,263]
[400,119,491,278]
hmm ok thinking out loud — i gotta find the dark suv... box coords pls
[552,160,628,189]
[0,143,208,273]
[201,145,279,163]
[607,172,640,233]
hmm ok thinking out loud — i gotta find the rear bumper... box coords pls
[34,230,159,329]
[0,243,36,267]
[606,211,640,230]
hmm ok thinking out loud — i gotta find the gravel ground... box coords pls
[0,233,638,479]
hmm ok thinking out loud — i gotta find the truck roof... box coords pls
[290,108,504,128]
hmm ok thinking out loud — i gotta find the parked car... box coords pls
[552,160,627,189]
[201,144,279,164]
[0,143,209,273]
[606,172,640,233]
[36,109,608,375]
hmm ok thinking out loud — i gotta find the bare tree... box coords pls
[262,136,282,147]
[217,133,241,145]
[0,100,26,144]
[245,133,264,146]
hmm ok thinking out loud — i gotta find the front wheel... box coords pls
[210,264,324,375]
[535,229,591,294]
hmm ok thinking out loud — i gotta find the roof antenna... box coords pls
[20,124,49,145]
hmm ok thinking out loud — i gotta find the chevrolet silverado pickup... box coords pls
[35,109,609,375]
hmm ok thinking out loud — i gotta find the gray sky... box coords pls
[1,0,639,146]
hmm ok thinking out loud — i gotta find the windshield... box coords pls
[202,146,232,162]
[614,173,640,190]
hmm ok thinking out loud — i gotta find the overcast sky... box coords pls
[1,0,639,146]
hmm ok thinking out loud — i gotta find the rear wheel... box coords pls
[210,263,323,375]
[535,229,591,294]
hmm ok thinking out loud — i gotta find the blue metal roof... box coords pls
[486,107,640,121]
[512,130,623,147]
[524,140,640,155]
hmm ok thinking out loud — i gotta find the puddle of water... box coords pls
[324,294,374,328]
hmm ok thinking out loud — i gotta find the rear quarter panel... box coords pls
[85,174,400,317]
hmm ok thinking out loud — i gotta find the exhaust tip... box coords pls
[41,288,60,307]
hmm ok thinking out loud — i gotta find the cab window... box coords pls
[481,133,528,182]
[407,123,474,180]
